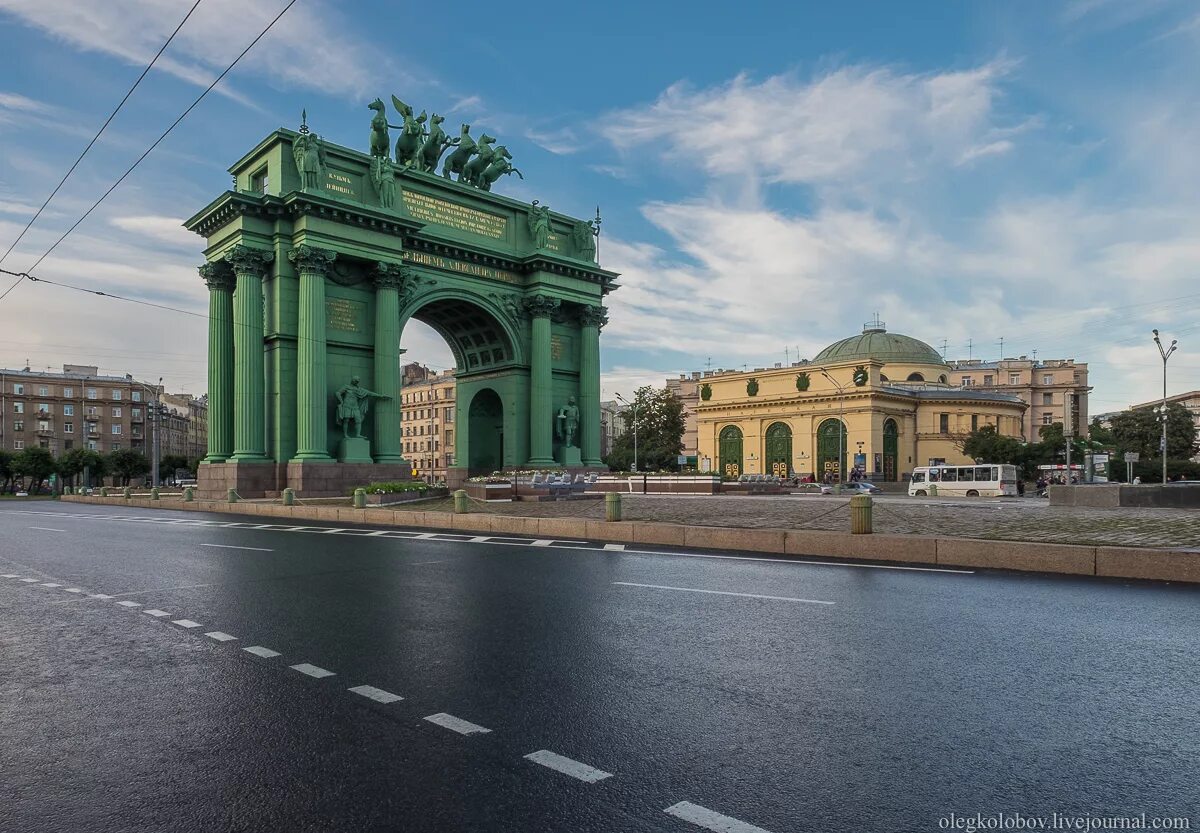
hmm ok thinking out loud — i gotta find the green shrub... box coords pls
[363,481,431,495]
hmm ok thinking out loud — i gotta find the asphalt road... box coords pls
[1,503,1197,833]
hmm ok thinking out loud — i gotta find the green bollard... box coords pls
[850,494,873,534]
[184,486,194,502]
[227,488,238,504]
[282,488,295,506]
[101,487,109,498]
[605,491,622,522]
[928,484,938,497]
[150,487,160,501]
[353,488,367,509]
[453,489,469,514]
[122,486,131,500]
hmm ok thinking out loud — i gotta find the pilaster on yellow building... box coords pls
[693,322,1028,482]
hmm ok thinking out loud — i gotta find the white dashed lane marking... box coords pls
[613,582,835,605]
[2,574,21,578]
[205,632,237,642]
[290,663,335,679]
[90,594,114,599]
[664,801,774,833]
[143,609,172,617]
[199,543,274,552]
[64,588,83,593]
[244,646,281,658]
[423,713,491,735]
[349,684,403,704]
[116,600,142,607]
[19,578,38,583]
[171,619,202,629]
[28,527,65,532]
[604,543,626,551]
[39,582,62,588]
[524,750,613,783]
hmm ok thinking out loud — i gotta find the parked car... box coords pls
[820,481,881,495]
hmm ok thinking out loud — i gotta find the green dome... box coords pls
[813,323,945,366]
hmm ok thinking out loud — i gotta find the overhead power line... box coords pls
[16,0,300,281]
[0,266,204,319]
[0,0,205,269]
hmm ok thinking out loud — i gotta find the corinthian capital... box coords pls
[578,304,608,329]
[287,244,337,275]
[522,293,561,319]
[223,244,275,277]
[372,261,410,290]
[198,261,235,290]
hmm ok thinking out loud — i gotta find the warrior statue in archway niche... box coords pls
[335,376,390,439]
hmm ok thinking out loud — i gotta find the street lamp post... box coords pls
[614,393,638,472]
[150,377,163,488]
[1153,329,1177,484]
[820,369,847,494]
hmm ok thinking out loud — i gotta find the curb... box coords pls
[59,496,1200,585]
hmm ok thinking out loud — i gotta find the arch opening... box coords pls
[817,417,846,482]
[467,388,504,475]
[406,297,515,373]
[719,425,743,478]
[765,422,792,478]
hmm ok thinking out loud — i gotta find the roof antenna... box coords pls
[997,336,1004,360]
[939,338,948,359]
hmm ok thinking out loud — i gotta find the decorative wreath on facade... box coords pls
[746,378,759,396]
[796,372,810,392]
[700,383,712,401]
[852,366,869,387]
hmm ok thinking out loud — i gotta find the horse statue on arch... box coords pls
[367,98,399,158]
[391,95,427,169]
[442,124,477,179]
[478,146,522,191]
[460,134,498,186]
[418,114,459,173]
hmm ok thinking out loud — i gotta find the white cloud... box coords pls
[0,0,396,100]
[109,215,194,249]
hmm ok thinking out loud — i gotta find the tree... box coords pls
[0,449,15,494]
[957,425,1023,464]
[12,447,58,494]
[604,386,686,472]
[58,448,107,489]
[108,448,150,486]
[159,454,191,481]
[1111,403,1196,461]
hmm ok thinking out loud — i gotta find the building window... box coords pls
[1008,373,1020,385]
[87,388,97,399]
[12,383,23,394]
[111,442,121,450]
[13,402,23,414]
[112,407,122,417]
[37,402,50,415]
[1042,413,1053,424]
[112,389,122,400]
[13,420,23,432]
[252,167,269,193]
[1042,393,1052,405]
[64,440,73,450]
[86,440,97,450]
[961,376,973,387]
[444,407,454,421]
[63,387,73,398]
[111,424,122,435]
[971,414,978,431]
[38,386,48,396]
[63,404,74,416]
[939,413,949,433]
[86,406,98,416]
[132,390,142,402]
[13,440,23,450]
[64,423,73,433]
[983,375,993,386]
[1042,374,1054,385]
[37,420,50,432]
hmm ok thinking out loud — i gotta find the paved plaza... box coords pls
[398,494,1200,550]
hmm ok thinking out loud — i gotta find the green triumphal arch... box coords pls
[186,101,618,497]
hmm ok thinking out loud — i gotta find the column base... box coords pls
[583,459,604,468]
[286,461,415,498]
[229,453,270,463]
[526,456,560,468]
[198,461,282,500]
[289,452,334,464]
[373,454,409,466]
[201,455,229,464]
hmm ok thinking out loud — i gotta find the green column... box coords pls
[200,262,235,462]
[372,262,407,465]
[226,245,273,462]
[525,294,560,467]
[288,245,336,462]
[578,304,607,466]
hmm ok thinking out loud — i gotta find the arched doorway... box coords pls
[719,425,743,478]
[883,418,898,482]
[467,388,504,474]
[765,422,792,477]
[816,418,845,482]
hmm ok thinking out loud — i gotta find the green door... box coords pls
[817,418,845,482]
[883,418,898,482]
[765,422,792,477]
[719,425,743,478]
[467,388,504,474]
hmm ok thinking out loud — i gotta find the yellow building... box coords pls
[695,323,1028,482]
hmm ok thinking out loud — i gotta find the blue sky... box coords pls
[2,0,1200,412]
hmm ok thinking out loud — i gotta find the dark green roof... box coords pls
[814,325,946,366]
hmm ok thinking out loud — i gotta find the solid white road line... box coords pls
[199,543,274,552]
[29,527,66,532]
[143,609,172,617]
[603,543,626,551]
[116,600,142,607]
[664,801,774,833]
[2,574,20,578]
[530,539,555,547]
[523,750,613,783]
[39,582,62,588]
[290,663,335,678]
[614,581,834,605]
[171,619,202,628]
[348,684,403,704]
[423,713,491,735]
[205,632,237,642]
[243,646,281,658]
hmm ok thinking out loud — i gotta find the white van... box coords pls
[909,464,1018,497]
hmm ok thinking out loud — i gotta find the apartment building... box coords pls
[1129,390,1200,462]
[946,357,1090,440]
[160,392,208,461]
[0,364,160,456]
[401,363,456,483]
[599,399,628,459]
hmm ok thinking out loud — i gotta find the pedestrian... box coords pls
[1133,476,1142,484]
[1017,479,1025,497]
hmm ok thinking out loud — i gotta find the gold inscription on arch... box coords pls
[402,250,519,284]
[403,190,507,239]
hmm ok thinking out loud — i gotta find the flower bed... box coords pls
[465,481,513,502]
